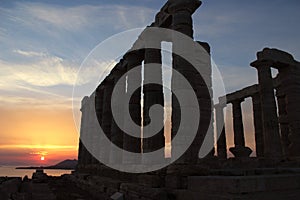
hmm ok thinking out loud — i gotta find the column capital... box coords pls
[250,60,273,69]
[214,103,226,110]
[167,0,201,14]
[230,98,245,105]
[250,92,260,99]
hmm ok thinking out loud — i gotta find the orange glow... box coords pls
[0,106,78,166]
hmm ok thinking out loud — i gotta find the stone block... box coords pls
[138,174,163,188]
[188,174,300,194]
[111,192,124,200]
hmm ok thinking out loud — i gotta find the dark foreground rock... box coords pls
[0,170,108,200]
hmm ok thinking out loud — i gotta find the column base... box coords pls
[229,146,252,158]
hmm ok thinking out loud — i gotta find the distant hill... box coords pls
[49,159,78,169]
[16,159,78,170]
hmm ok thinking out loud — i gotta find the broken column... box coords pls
[229,99,252,158]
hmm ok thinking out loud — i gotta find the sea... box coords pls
[0,166,72,178]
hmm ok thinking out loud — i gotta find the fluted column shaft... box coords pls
[215,104,227,159]
[109,66,126,164]
[251,62,282,158]
[229,99,252,158]
[100,79,114,163]
[276,65,300,157]
[170,9,196,164]
[122,51,144,164]
[79,96,92,165]
[143,44,165,160]
[252,93,264,157]
[95,85,105,165]
[232,99,245,147]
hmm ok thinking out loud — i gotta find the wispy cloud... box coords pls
[13,49,46,57]
[7,2,155,31]
[0,49,116,108]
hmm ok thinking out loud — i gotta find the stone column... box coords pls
[109,64,126,165]
[215,103,227,159]
[276,64,300,157]
[251,93,264,157]
[196,41,214,159]
[229,99,252,158]
[169,0,207,164]
[88,92,99,165]
[122,51,144,164]
[77,139,83,166]
[275,85,290,157]
[251,61,282,158]
[79,96,91,165]
[100,78,114,163]
[95,84,105,165]
[143,40,165,162]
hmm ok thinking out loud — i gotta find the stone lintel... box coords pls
[219,84,259,105]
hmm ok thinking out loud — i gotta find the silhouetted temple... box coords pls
[74,0,300,199]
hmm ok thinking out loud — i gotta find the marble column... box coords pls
[100,78,114,163]
[143,41,165,162]
[77,139,83,166]
[95,82,105,164]
[88,92,99,165]
[169,1,206,164]
[79,96,92,165]
[276,86,290,157]
[122,51,144,164]
[109,64,126,165]
[251,61,282,158]
[95,84,105,165]
[251,93,264,157]
[229,99,252,158]
[276,65,300,157]
[196,41,214,159]
[215,103,227,159]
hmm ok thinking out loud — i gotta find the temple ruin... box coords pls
[75,0,300,199]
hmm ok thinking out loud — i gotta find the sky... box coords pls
[0,0,299,165]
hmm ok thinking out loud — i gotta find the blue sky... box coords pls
[1,0,299,108]
[0,0,299,158]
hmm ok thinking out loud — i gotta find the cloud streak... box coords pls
[0,49,116,108]
[6,2,155,31]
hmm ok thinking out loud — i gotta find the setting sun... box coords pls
[41,156,45,161]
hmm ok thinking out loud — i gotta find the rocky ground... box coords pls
[0,173,109,200]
